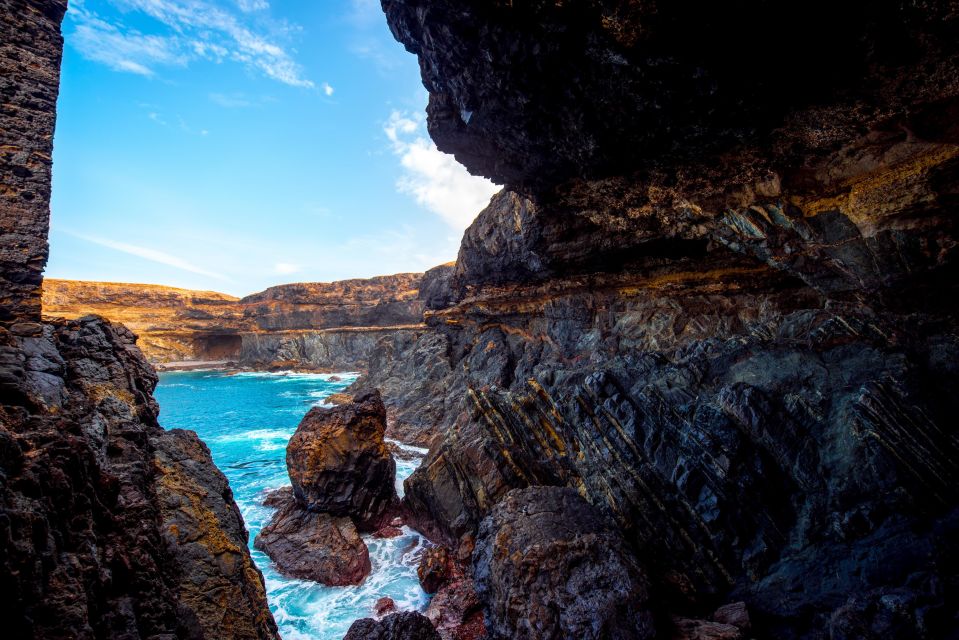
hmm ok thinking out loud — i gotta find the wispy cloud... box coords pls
[67,0,313,87]
[71,13,187,75]
[235,0,268,12]
[321,82,334,97]
[384,110,500,231]
[68,231,230,281]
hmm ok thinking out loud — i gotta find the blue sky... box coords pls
[47,0,499,296]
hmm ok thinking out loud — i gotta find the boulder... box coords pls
[344,611,441,640]
[473,486,655,640]
[417,545,454,594]
[287,389,397,530]
[671,617,743,640]
[254,489,370,586]
[374,597,397,617]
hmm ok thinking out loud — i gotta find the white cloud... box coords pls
[69,231,230,281]
[67,0,312,87]
[321,82,334,97]
[384,110,500,231]
[273,262,300,275]
[70,14,187,75]
[236,0,268,12]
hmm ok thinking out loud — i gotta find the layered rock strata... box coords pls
[374,2,959,638]
[42,273,431,366]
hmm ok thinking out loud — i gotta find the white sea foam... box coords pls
[386,438,429,456]
[211,428,293,443]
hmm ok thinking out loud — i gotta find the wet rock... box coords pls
[326,392,353,405]
[374,597,397,617]
[344,611,441,640]
[261,485,292,508]
[418,545,454,594]
[287,389,397,530]
[473,486,655,640]
[254,489,371,586]
[374,525,404,539]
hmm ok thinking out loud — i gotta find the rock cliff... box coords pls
[374,1,959,638]
[0,3,278,638]
[42,274,428,367]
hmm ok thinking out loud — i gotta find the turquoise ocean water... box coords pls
[155,370,430,640]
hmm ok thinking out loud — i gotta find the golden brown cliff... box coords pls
[42,279,247,362]
[41,269,449,368]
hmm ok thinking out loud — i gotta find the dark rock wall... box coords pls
[0,0,67,323]
[380,1,959,637]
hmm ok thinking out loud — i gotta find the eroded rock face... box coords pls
[0,317,278,639]
[474,486,655,640]
[417,545,453,594]
[382,0,959,188]
[287,389,397,530]
[381,2,959,638]
[344,611,442,640]
[154,429,279,639]
[253,488,371,586]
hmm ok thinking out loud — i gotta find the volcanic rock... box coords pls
[425,576,485,640]
[473,486,655,640]
[380,3,959,638]
[0,315,279,638]
[253,488,371,586]
[154,428,278,638]
[287,389,397,530]
[344,611,441,640]
[417,545,453,594]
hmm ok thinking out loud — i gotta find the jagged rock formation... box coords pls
[154,429,279,639]
[256,391,398,585]
[0,4,278,638]
[287,389,397,530]
[374,2,959,638]
[0,316,279,639]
